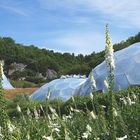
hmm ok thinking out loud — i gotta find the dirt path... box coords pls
[4,88,38,99]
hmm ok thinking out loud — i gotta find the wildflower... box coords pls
[49,106,58,117]
[46,89,51,100]
[34,109,39,120]
[89,71,97,91]
[82,124,92,139]
[90,111,97,120]
[113,108,118,117]
[86,124,92,132]
[127,96,135,105]
[89,92,93,100]
[132,94,137,100]
[94,138,100,140]
[42,136,53,140]
[101,105,106,108]
[104,79,109,90]
[62,115,72,121]
[120,97,127,105]
[71,96,75,102]
[7,121,16,133]
[116,135,127,140]
[52,128,60,133]
[0,61,4,76]
[27,133,30,140]
[105,24,115,92]
[82,132,89,139]
[16,105,21,113]
[27,108,31,116]
[105,25,115,70]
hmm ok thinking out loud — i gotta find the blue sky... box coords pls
[0,0,139,55]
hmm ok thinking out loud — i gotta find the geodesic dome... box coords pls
[2,73,14,89]
[30,76,87,101]
[79,42,140,96]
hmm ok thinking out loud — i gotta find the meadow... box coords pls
[0,86,139,140]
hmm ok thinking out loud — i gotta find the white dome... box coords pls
[31,42,140,100]
[31,77,87,101]
[2,73,14,90]
[79,42,140,96]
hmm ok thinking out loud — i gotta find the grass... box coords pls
[1,86,139,140]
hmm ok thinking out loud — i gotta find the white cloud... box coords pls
[0,0,29,16]
[45,32,105,55]
[0,5,28,16]
[38,0,140,28]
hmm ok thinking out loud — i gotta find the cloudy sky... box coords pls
[0,0,139,54]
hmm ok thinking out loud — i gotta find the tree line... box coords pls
[0,32,140,82]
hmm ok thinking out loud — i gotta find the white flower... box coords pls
[71,96,75,102]
[89,92,93,100]
[46,89,51,100]
[52,128,60,133]
[0,61,4,76]
[73,109,81,113]
[17,105,21,113]
[120,97,127,105]
[116,135,127,140]
[82,132,89,139]
[94,138,100,140]
[34,109,39,120]
[7,121,16,133]
[127,97,135,105]
[101,105,106,108]
[89,71,96,91]
[104,80,109,89]
[42,136,53,140]
[86,124,92,132]
[132,94,137,100]
[49,106,58,117]
[90,111,97,120]
[27,108,31,116]
[113,108,118,117]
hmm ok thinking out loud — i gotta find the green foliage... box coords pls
[3,86,139,139]
[11,80,37,88]
[1,33,140,82]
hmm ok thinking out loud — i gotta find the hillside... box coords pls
[0,32,140,85]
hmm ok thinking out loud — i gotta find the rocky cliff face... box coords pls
[8,62,27,75]
[46,69,57,79]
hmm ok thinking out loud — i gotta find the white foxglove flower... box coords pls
[27,108,31,116]
[34,109,39,120]
[127,96,135,105]
[89,71,96,91]
[17,105,21,113]
[71,96,75,102]
[0,61,4,76]
[113,108,118,117]
[52,128,60,133]
[104,80,109,90]
[82,132,89,139]
[89,92,93,100]
[46,89,51,100]
[116,135,127,140]
[86,124,92,132]
[132,94,137,100]
[7,121,16,133]
[49,106,58,117]
[105,24,115,92]
[101,105,106,108]
[42,136,53,140]
[90,111,97,120]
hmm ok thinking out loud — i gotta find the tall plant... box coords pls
[105,25,116,140]
[0,60,9,139]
